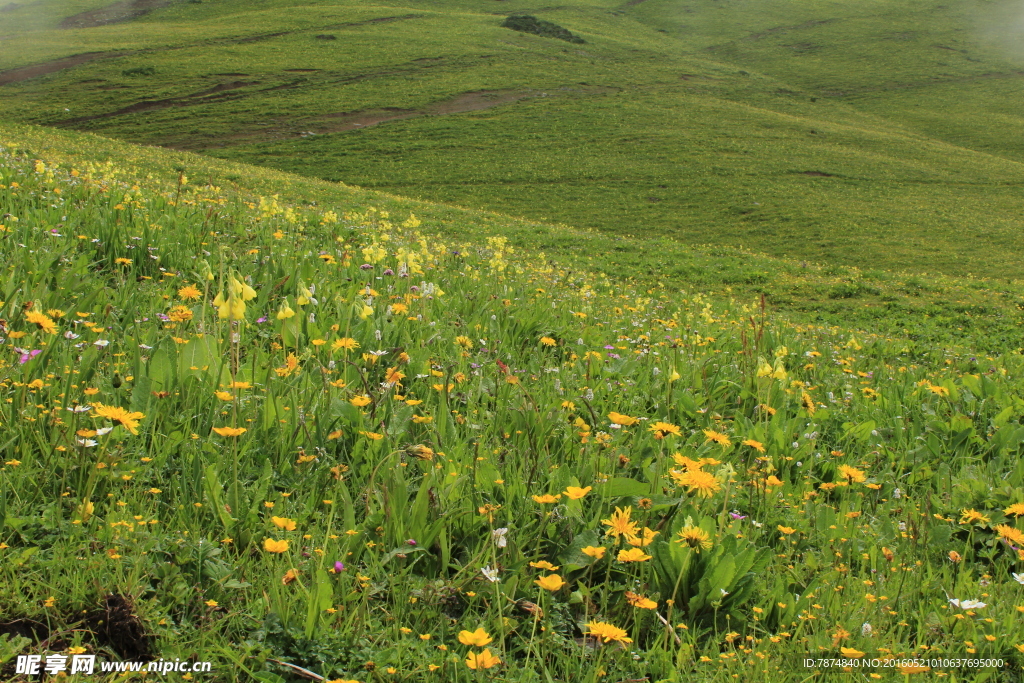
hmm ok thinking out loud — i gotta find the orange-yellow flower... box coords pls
[93,403,145,435]
[534,574,566,591]
[608,412,639,426]
[563,486,591,500]
[212,426,247,437]
[271,516,297,531]
[457,627,492,647]
[465,649,501,670]
[616,547,652,562]
[263,538,289,553]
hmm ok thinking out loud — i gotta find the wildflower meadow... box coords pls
[1,125,1024,683]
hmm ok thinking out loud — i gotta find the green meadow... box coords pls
[2,0,1024,681]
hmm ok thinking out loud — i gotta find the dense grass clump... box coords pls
[500,15,585,44]
[1,124,1024,682]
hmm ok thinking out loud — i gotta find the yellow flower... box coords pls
[1004,503,1024,516]
[539,336,557,347]
[608,412,639,426]
[675,525,712,552]
[271,516,297,531]
[93,403,145,435]
[215,391,234,401]
[360,431,384,440]
[742,438,765,453]
[626,527,659,547]
[994,524,1024,545]
[532,493,561,504]
[178,284,202,300]
[534,574,566,591]
[777,525,796,535]
[838,465,867,483]
[529,561,560,571]
[625,591,657,609]
[703,429,731,447]
[457,627,492,647]
[25,310,58,334]
[841,647,865,658]
[585,621,632,644]
[648,421,681,439]
[350,396,372,407]
[563,486,591,500]
[582,546,606,559]
[959,509,990,525]
[205,599,219,607]
[671,469,721,498]
[616,547,652,562]
[276,299,295,320]
[602,507,639,539]
[465,649,501,670]
[212,426,247,437]
[263,538,289,553]
[332,337,359,351]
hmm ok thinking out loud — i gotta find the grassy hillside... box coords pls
[2,0,1024,281]
[2,120,1024,683]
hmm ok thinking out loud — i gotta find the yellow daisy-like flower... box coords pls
[608,412,639,426]
[675,525,713,552]
[350,396,372,407]
[648,421,681,439]
[539,336,557,347]
[777,525,797,535]
[25,310,57,334]
[625,527,659,547]
[585,621,632,644]
[581,546,606,559]
[671,469,721,498]
[959,509,990,525]
[332,337,359,351]
[741,438,766,453]
[994,524,1024,546]
[838,465,867,483]
[529,561,560,571]
[93,403,145,435]
[1004,503,1024,517]
[178,284,202,300]
[703,429,731,447]
[601,506,639,539]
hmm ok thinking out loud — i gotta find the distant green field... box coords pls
[2,0,1024,283]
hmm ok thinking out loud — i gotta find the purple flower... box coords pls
[729,512,747,520]
[256,316,268,323]
[604,345,615,350]
[406,539,417,546]
[18,349,42,364]
[410,286,420,292]
[608,353,621,360]
[334,561,345,572]
[359,263,373,270]
[383,269,394,276]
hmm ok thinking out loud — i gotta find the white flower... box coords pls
[64,331,80,340]
[66,405,92,413]
[77,439,97,447]
[492,528,508,548]
[96,426,113,436]
[1013,573,1024,585]
[93,339,110,347]
[861,622,873,636]
[481,566,499,583]
[948,598,986,610]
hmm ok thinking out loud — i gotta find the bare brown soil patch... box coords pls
[0,51,128,86]
[59,0,173,29]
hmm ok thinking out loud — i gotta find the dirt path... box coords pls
[59,0,173,29]
[59,80,257,123]
[0,51,129,86]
